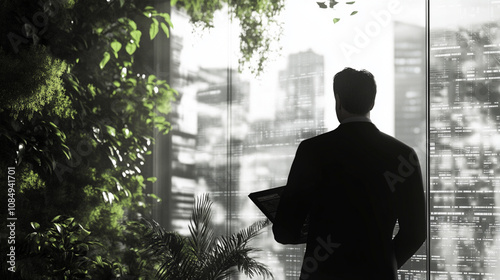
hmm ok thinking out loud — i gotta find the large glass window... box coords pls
[429,0,500,279]
[155,1,429,279]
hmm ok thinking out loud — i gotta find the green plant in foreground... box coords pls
[18,215,118,280]
[143,194,273,280]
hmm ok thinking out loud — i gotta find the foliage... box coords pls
[0,45,71,119]
[174,0,285,75]
[315,0,358,23]
[0,0,175,278]
[143,194,273,280]
[0,0,284,278]
[18,216,118,280]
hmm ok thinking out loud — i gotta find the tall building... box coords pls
[242,49,327,279]
[429,16,500,279]
[195,68,251,236]
[393,21,427,279]
[278,49,326,141]
[394,21,426,158]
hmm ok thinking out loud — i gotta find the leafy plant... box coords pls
[18,215,118,280]
[174,0,285,75]
[143,194,273,280]
[0,0,284,278]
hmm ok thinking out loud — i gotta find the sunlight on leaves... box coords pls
[99,52,110,69]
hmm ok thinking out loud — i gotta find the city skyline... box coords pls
[152,1,499,279]
[162,10,428,278]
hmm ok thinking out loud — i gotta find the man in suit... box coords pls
[273,67,426,280]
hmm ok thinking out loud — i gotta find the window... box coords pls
[430,0,500,279]
[152,0,499,279]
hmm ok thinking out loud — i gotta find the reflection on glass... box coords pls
[155,1,428,279]
[430,0,500,279]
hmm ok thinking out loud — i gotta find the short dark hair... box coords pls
[333,67,377,115]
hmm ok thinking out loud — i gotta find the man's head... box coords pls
[333,67,377,120]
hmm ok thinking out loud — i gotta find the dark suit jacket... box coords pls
[273,122,426,280]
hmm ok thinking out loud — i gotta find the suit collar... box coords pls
[340,116,371,124]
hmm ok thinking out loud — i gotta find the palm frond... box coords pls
[188,193,216,262]
[142,195,273,280]
[142,218,198,280]
[202,219,273,280]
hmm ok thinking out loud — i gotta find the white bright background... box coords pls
[175,0,425,136]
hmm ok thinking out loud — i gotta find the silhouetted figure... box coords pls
[273,67,426,280]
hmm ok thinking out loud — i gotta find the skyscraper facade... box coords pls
[429,1,500,278]
[394,21,427,279]
[242,49,326,279]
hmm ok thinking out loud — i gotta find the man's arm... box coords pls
[393,149,427,268]
[273,141,317,244]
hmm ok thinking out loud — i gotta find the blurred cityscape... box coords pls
[146,1,500,279]
[429,5,500,280]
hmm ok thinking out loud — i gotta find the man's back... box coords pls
[273,122,426,280]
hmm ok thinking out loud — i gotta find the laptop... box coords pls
[248,186,308,242]
[248,186,285,222]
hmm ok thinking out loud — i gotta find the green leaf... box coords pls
[171,0,178,6]
[31,222,40,230]
[350,11,358,15]
[147,74,157,84]
[79,224,91,236]
[95,255,103,266]
[160,22,170,38]
[158,13,173,27]
[346,1,355,4]
[122,127,132,138]
[111,41,122,54]
[54,223,63,234]
[333,18,340,23]
[126,78,137,86]
[144,5,155,12]
[119,0,125,7]
[105,125,116,136]
[125,42,137,55]
[100,52,111,69]
[150,18,159,40]
[52,215,63,222]
[147,177,157,183]
[63,149,71,160]
[119,18,137,30]
[64,217,75,225]
[130,30,142,46]
[317,2,327,8]
[143,102,154,110]
[87,84,97,96]
[154,116,166,123]
[148,193,162,202]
